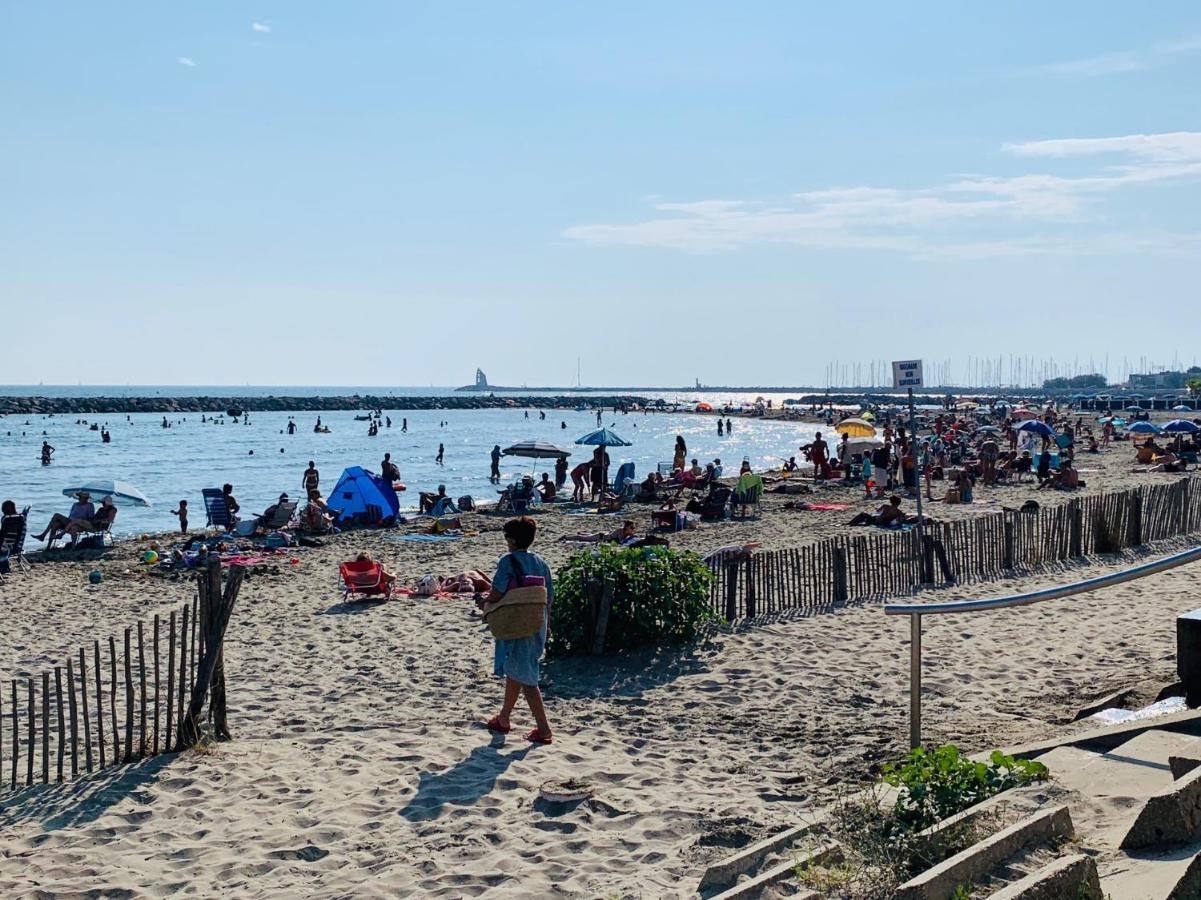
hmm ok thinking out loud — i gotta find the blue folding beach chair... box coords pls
[202,488,236,531]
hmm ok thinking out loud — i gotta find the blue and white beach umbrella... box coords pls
[1016,420,1055,438]
[1126,421,1160,435]
[574,428,633,449]
[1161,419,1200,434]
[61,479,151,507]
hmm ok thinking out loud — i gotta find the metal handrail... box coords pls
[884,544,1201,748]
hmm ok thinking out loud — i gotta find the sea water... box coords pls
[0,405,823,537]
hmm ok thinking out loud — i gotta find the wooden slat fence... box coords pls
[709,477,1201,621]
[0,559,243,796]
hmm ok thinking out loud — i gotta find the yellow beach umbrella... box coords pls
[835,417,877,438]
[860,411,876,421]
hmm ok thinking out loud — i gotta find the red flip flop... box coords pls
[485,716,511,734]
[525,728,553,745]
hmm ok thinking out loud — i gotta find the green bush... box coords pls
[547,545,717,657]
[882,746,1048,834]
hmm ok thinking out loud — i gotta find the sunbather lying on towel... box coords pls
[560,520,637,544]
[442,570,492,594]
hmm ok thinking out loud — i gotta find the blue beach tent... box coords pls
[327,467,399,525]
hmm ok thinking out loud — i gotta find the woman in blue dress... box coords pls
[483,517,554,744]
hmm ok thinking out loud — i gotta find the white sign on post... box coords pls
[892,359,924,389]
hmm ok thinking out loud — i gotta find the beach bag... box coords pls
[482,554,547,640]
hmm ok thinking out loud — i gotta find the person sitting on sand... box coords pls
[1041,457,1082,489]
[419,484,455,514]
[221,484,240,528]
[847,495,906,527]
[559,520,637,544]
[34,491,94,542]
[783,456,799,473]
[536,473,557,502]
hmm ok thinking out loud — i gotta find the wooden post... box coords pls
[55,667,65,782]
[10,680,17,790]
[1003,519,1015,569]
[746,554,758,617]
[94,641,106,769]
[932,539,954,584]
[123,628,134,762]
[26,679,33,787]
[1069,500,1083,558]
[1130,493,1143,547]
[591,579,613,656]
[179,565,244,748]
[79,648,92,773]
[724,560,738,622]
[66,656,79,777]
[166,610,176,752]
[41,672,49,784]
[108,635,119,763]
[138,621,147,758]
[206,564,226,738]
[153,615,161,754]
[921,535,935,584]
[175,604,189,750]
[833,547,848,605]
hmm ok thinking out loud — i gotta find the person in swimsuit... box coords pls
[302,461,320,500]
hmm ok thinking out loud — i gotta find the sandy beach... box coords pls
[1,429,1199,897]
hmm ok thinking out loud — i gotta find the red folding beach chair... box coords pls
[339,558,392,601]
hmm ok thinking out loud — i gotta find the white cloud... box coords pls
[1025,52,1145,78]
[177,56,197,67]
[1025,34,1201,78]
[252,22,271,33]
[1005,132,1201,162]
[564,131,1201,258]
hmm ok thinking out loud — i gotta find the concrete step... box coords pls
[893,805,1074,900]
[705,842,837,900]
[1036,728,1201,852]
[988,852,1102,899]
[697,817,827,895]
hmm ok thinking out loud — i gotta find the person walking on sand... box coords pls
[436,443,445,466]
[479,516,554,745]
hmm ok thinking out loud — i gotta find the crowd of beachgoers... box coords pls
[1,396,1199,897]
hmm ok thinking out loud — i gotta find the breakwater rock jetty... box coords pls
[0,394,653,416]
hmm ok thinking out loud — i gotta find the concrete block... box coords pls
[1121,763,1201,849]
[706,843,836,900]
[1178,608,1201,706]
[1171,755,1201,781]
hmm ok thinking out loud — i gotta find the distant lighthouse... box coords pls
[475,368,488,389]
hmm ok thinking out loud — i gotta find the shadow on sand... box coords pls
[398,736,533,823]
[0,753,175,832]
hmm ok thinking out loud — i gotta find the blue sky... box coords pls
[3,3,1199,388]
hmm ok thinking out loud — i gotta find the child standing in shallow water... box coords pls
[172,500,188,534]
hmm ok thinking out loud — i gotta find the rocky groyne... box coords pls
[0,394,654,416]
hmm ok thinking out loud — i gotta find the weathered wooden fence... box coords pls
[710,477,1201,621]
[0,559,243,795]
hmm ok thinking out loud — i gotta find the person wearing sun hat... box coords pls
[34,491,95,542]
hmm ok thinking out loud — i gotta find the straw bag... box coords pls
[482,554,548,641]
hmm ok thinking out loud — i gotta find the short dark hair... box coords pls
[504,516,537,549]
[889,495,902,506]
[1,500,15,516]
[223,483,233,494]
